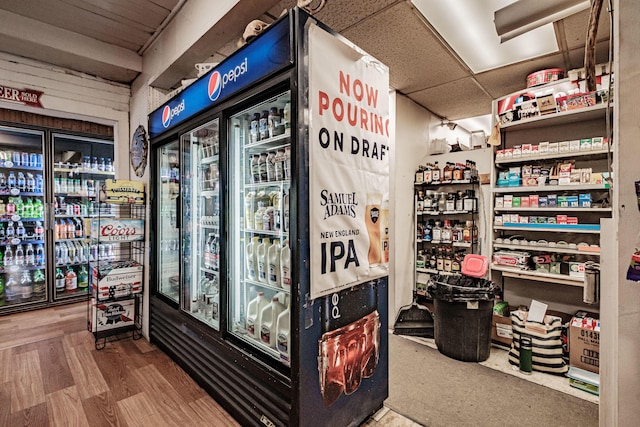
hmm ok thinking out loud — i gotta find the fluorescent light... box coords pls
[495,0,590,42]
[411,0,559,73]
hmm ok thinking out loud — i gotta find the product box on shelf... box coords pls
[569,262,586,278]
[91,260,143,301]
[90,219,145,242]
[570,316,600,374]
[580,138,592,151]
[491,313,513,346]
[90,297,136,332]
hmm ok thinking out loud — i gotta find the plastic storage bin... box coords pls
[429,275,499,362]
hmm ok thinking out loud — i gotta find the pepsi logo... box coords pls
[161,100,186,128]
[161,105,171,128]
[208,71,222,101]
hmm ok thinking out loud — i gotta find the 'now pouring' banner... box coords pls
[309,25,390,299]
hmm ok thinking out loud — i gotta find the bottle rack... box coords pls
[414,171,479,297]
[87,185,145,350]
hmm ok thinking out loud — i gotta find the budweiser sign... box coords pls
[91,219,144,242]
[0,84,44,108]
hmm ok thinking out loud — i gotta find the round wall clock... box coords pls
[131,125,148,177]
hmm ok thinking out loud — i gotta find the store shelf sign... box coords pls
[0,84,43,108]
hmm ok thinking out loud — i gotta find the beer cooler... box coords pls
[148,8,391,426]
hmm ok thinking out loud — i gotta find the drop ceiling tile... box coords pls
[407,78,493,120]
[341,3,469,93]
[561,9,611,50]
[567,41,612,70]
[475,53,566,99]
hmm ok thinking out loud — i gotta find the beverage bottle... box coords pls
[4,245,13,266]
[92,156,98,171]
[6,198,14,216]
[266,151,276,182]
[260,297,285,347]
[15,244,24,266]
[24,198,33,218]
[432,162,441,183]
[267,240,281,287]
[90,243,98,262]
[26,174,35,193]
[98,244,107,260]
[83,155,91,170]
[204,234,212,269]
[211,236,219,270]
[280,240,291,291]
[17,172,26,191]
[16,221,25,239]
[7,172,16,189]
[35,244,44,265]
[77,265,89,289]
[6,221,14,239]
[259,110,269,140]
[245,291,269,339]
[245,236,259,281]
[74,218,83,238]
[105,158,113,172]
[254,202,266,230]
[0,248,3,268]
[0,199,4,216]
[98,157,106,172]
[55,268,65,292]
[108,243,116,261]
[66,219,75,239]
[35,174,43,193]
[276,304,291,360]
[0,224,4,240]
[65,266,77,291]
[14,197,23,217]
[20,270,32,299]
[25,244,34,266]
[60,241,68,264]
[0,172,6,189]
[33,269,46,299]
[256,238,269,283]
[250,112,260,143]
[67,241,76,263]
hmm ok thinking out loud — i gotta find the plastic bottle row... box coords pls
[55,241,117,265]
[193,274,219,321]
[245,238,291,290]
[0,172,43,193]
[249,147,291,183]
[0,151,43,168]
[56,156,114,172]
[416,189,477,213]
[0,269,46,305]
[1,243,45,267]
[248,103,290,143]
[0,220,44,241]
[54,217,85,240]
[55,264,89,293]
[54,176,102,195]
[246,289,290,359]
[203,233,219,270]
[418,219,478,244]
[245,190,289,233]
[55,197,114,217]
[0,197,44,218]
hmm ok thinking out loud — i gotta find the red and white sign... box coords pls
[90,219,145,242]
[308,25,390,299]
[0,84,44,108]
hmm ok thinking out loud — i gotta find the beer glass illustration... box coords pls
[380,198,389,264]
[365,193,382,266]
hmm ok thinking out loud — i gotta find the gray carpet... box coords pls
[386,333,598,427]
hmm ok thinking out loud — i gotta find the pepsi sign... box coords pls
[149,17,291,138]
[161,99,185,128]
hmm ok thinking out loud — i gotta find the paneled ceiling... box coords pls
[0,0,611,121]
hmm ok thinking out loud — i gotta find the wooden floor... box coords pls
[0,302,419,427]
[0,302,240,427]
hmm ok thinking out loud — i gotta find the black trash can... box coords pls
[428,275,499,362]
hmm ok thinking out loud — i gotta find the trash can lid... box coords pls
[462,254,488,278]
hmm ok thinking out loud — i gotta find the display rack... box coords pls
[490,88,612,311]
[414,174,479,297]
[87,181,145,350]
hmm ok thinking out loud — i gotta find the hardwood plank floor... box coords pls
[0,302,417,427]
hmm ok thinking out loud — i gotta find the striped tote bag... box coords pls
[508,310,568,374]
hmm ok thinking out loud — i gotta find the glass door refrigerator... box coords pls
[0,126,47,311]
[51,134,114,302]
[148,8,390,427]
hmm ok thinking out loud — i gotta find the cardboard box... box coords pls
[570,316,600,373]
[90,297,136,332]
[579,193,592,207]
[91,260,143,301]
[492,313,513,346]
[569,262,586,278]
[569,139,581,152]
[529,195,539,208]
[580,138,592,151]
[495,196,504,208]
[538,141,549,153]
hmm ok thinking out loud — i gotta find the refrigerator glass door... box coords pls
[52,134,114,301]
[180,119,220,330]
[156,141,180,302]
[0,126,47,309]
[228,91,292,364]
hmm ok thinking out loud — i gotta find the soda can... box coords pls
[37,154,43,168]
[30,153,38,168]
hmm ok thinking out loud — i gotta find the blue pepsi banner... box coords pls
[149,17,291,138]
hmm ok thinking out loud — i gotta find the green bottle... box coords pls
[78,265,89,289]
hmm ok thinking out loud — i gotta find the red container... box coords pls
[527,68,565,88]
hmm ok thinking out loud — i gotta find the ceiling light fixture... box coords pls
[494,0,590,43]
